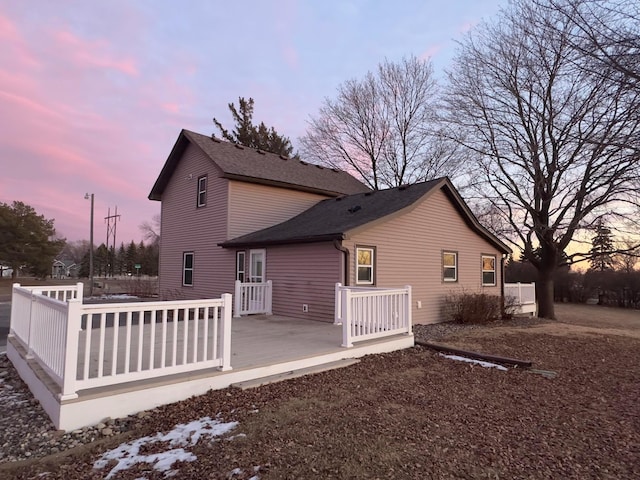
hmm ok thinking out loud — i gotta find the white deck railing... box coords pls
[9,283,232,400]
[504,282,537,315]
[233,280,272,317]
[335,283,412,348]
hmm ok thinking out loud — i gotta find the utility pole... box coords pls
[105,206,121,277]
[84,193,94,296]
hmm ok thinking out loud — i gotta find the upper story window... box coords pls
[356,246,375,285]
[443,251,457,282]
[482,255,496,286]
[183,252,194,286]
[197,175,207,207]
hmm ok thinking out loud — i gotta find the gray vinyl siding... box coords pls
[344,188,504,325]
[227,181,328,238]
[265,243,341,323]
[158,143,235,300]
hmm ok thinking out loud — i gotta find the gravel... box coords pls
[0,354,138,463]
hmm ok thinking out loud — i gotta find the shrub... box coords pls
[442,292,502,324]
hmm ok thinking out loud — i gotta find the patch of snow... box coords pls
[440,353,508,371]
[228,467,243,476]
[94,416,238,479]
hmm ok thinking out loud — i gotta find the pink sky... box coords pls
[0,0,504,244]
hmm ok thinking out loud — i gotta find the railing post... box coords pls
[220,293,233,371]
[233,280,241,318]
[334,283,342,324]
[341,288,353,348]
[26,289,40,359]
[405,285,413,336]
[60,298,81,400]
[265,280,273,315]
[518,282,523,304]
[9,283,20,338]
[76,282,84,303]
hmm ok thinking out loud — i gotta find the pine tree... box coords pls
[589,221,615,271]
[213,97,298,157]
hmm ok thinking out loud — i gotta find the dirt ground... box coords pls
[2,303,639,479]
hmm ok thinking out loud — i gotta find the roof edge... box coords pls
[219,233,344,249]
[223,174,347,198]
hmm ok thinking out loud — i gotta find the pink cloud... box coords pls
[53,30,139,76]
[419,44,443,61]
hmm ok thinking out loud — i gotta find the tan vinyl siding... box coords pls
[227,181,328,238]
[344,189,504,325]
[159,143,235,300]
[266,243,341,322]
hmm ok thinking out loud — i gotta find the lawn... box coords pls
[2,304,639,479]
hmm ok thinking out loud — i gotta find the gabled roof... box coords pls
[219,177,511,254]
[149,130,370,200]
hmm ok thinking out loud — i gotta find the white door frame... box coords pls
[249,249,266,283]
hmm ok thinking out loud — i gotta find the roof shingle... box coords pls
[149,130,370,200]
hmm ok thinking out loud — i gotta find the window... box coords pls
[443,251,457,282]
[197,175,207,207]
[236,251,246,282]
[356,246,375,285]
[183,252,194,286]
[482,255,496,286]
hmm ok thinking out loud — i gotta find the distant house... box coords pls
[149,130,511,324]
[51,259,78,279]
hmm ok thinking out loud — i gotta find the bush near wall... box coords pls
[443,292,502,324]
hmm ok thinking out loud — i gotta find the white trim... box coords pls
[182,252,194,286]
[249,249,266,283]
[236,251,246,282]
[481,254,496,286]
[197,175,207,207]
[443,251,457,282]
[355,247,374,285]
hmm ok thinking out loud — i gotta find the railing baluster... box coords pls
[83,313,92,380]
[137,309,144,372]
[149,308,156,370]
[161,309,167,368]
[124,311,132,374]
[111,311,120,376]
[172,308,178,367]
[97,313,106,378]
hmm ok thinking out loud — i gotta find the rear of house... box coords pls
[220,179,510,324]
[151,130,510,325]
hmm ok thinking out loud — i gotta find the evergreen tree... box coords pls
[213,97,298,157]
[589,221,615,271]
[0,201,65,278]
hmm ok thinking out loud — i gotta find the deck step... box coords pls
[231,358,361,390]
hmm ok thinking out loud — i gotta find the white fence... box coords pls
[504,282,537,315]
[10,283,232,400]
[234,280,272,317]
[335,283,412,348]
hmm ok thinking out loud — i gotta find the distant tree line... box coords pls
[77,241,159,278]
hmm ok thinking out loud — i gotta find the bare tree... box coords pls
[139,214,160,247]
[300,56,459,189]
[532,0,640,85]
[443,0,640,319]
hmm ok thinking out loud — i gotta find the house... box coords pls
[149,129,511,324]
[51,259,78,279]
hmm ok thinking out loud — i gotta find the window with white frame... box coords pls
[236,251,246,282]
[443,251,457,282]
[183,252,194,286]
[356,246,375,285]
[482,255,496,286]
[197,175,207,207]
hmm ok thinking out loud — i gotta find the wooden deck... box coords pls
[8,314,414,430]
